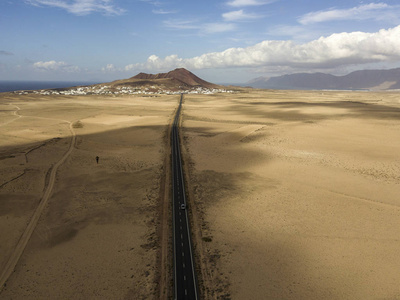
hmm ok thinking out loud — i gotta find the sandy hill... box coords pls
[109,68,220,91]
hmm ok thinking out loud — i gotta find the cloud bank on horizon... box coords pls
[2,0,400,82]
[124,25,400,71]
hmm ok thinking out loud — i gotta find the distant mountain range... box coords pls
[248,68,400,90]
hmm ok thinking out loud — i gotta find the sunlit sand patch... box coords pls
[211,124,265,143]
[287,149,325,159]
[0,93,175,299]
[182,90,400,299]
[80,114,161,126]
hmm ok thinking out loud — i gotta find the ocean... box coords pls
[0,80,100,93]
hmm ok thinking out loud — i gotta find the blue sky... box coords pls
[1,0,400,83]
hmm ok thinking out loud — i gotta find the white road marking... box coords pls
[172,96,199,300]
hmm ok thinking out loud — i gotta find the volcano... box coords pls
[110,68,220,91]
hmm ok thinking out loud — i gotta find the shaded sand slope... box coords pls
[0,94,176,299]
[182,90,400,299]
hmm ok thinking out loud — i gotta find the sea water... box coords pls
[0,81,99,93]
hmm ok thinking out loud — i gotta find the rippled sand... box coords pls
[182,90,400,299]
[1,89,400,299]
[0,93,176,299]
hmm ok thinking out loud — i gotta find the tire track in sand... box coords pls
[0,120,76,291]
[0,105,22,127]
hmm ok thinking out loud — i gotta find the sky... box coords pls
[1,0,400,83]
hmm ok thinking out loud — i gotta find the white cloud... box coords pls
[163,19,235,34]
[141,0,177,15]
[222,9,260,21]
[33,60,80,72]
[34,60,67,70]
[124,25,400,72]
[163,19,199,30]
[26,0,125,16]
[202,23,236,34]
[227,0,276,7]
[125,55,184,72]
[266,25,322,42]
[140,0,162,7]
[299,3,399,25]
[152,9,177,14]
[101,63,116,72]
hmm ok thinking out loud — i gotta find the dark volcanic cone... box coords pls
[131,68,218,88]
[109,68,220,91]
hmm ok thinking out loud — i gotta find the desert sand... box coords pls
[1,89,400,299]
[0,93,176,299]
[181,90,400,299]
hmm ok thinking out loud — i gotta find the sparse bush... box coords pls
[202,236,212,242]
[72,120,83,128]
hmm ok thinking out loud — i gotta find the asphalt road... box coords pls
[172,94,198,300]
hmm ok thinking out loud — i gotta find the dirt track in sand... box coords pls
[0,93,176,299]
[2,89,400,299]
[0,114,76,290]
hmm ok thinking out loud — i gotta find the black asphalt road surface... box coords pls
[172,94,198,299]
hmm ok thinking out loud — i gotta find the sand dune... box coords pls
[181,90,400,299]
[0,94,176,299]
[1,90,400,299]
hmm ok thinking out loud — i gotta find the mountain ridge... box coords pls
[248,68,400,90]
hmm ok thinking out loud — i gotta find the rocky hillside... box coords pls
[110,68,221,91]
[248,68,400,90]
